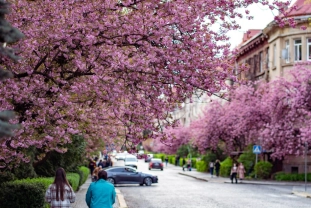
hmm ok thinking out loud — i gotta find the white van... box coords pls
[124,155,138,169]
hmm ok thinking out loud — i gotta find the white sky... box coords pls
[227,1,293,49]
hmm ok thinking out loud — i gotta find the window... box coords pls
[273,44,276,67]
[254,55,257,73]
[259,52,263,72]
[285,40,290,63]
[308,38,311,61]
[294,39,302,61]
[266,47,269,68]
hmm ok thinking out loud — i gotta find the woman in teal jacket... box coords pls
[86,170,116,208]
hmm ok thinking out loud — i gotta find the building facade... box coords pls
[235,0,311,174]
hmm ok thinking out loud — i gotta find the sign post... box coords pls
[253,145,262,179]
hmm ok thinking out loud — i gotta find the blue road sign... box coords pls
[253,145,262,154]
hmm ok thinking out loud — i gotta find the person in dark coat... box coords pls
[215,159,221,177]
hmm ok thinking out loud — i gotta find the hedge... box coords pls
[0,181,46,208]
[79,166,89,186]
[0,166,90,208]
[220,157,233,177]
[275,172,311,181]
[67,173,80,191]
[196,160,207,172]
[254,161,272,179]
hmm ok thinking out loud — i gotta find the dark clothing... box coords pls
[215,161,221,177]
[231,173,237,183]
[89,161,96,175]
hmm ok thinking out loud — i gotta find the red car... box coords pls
[149,158,163,171]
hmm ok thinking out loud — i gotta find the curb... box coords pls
[178,172,209,182]
[292,191,311,198]
[116,189,128,208]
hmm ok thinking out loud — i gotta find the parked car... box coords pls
[105,166,158,186]
[115,153,126,160]
[149,158,163,171]
[124,155,138,169]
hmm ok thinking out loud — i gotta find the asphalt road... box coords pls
[114,158,311,208]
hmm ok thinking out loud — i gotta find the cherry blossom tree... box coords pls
[188,64,311,159]
[0,0,298,167]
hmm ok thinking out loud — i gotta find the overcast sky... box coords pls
[228,3,278,49]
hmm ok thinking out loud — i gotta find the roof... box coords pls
[286,0,311,17]
[242,29,261,43]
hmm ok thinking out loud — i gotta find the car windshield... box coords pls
[125,158,137,162]
[151,159,162,162]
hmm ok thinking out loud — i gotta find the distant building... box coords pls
[236,0,311,82]
[235,0,311,174]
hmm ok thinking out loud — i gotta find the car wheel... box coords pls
[161,169,163,171]
[144,177,152,186]
[149,168,151,170]
[107,177,115,185]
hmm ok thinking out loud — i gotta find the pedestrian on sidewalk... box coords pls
[165,156,168,167]
[92,167,100,182]
[237,162,246,183]
[86,170,116,208]
[209,161,214,177]
[88,158,96,176]
[230,163,238,184]
[186,158,191,171]
[215,159,221,177]
[45,167,76,208]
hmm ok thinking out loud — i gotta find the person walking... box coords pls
[230,163,238,184]
[88,158,96,176]
[237,162,246,183]
[209,161,214,177]
[45,167,76,208]
[86,170,116,208]
[164,156,168,167]
[215,159,221,177]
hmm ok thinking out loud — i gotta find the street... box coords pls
[114,159,310,208]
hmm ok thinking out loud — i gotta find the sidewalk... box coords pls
[178,167,311,198]
[72,175,125,208]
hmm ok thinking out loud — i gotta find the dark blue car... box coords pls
[104,166,158,186]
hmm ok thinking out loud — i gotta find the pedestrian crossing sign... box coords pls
[253,145,262,154]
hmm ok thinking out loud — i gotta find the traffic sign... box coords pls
[253,145,262,154]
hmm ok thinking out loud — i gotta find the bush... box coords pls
[78,166,89,186]
[191,158,197,168]
[254,161,273,179]
[274,172,311,181]
[219,157,233,177]
[0,181,46,208]
[196,160,207,172]
[237,147,256,176]
[67,173,80,191]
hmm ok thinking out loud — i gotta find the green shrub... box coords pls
[237,147,255,176]
[67,173,80,191]
[0,182,45,208]
[196,160,207,172]
[254,161,273,179]
[12,177,54,190]
[191,158,197,168]
[78,166,89,185]
[274,172,311,181]
[153,154,166,161]
[220,157,233,177]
